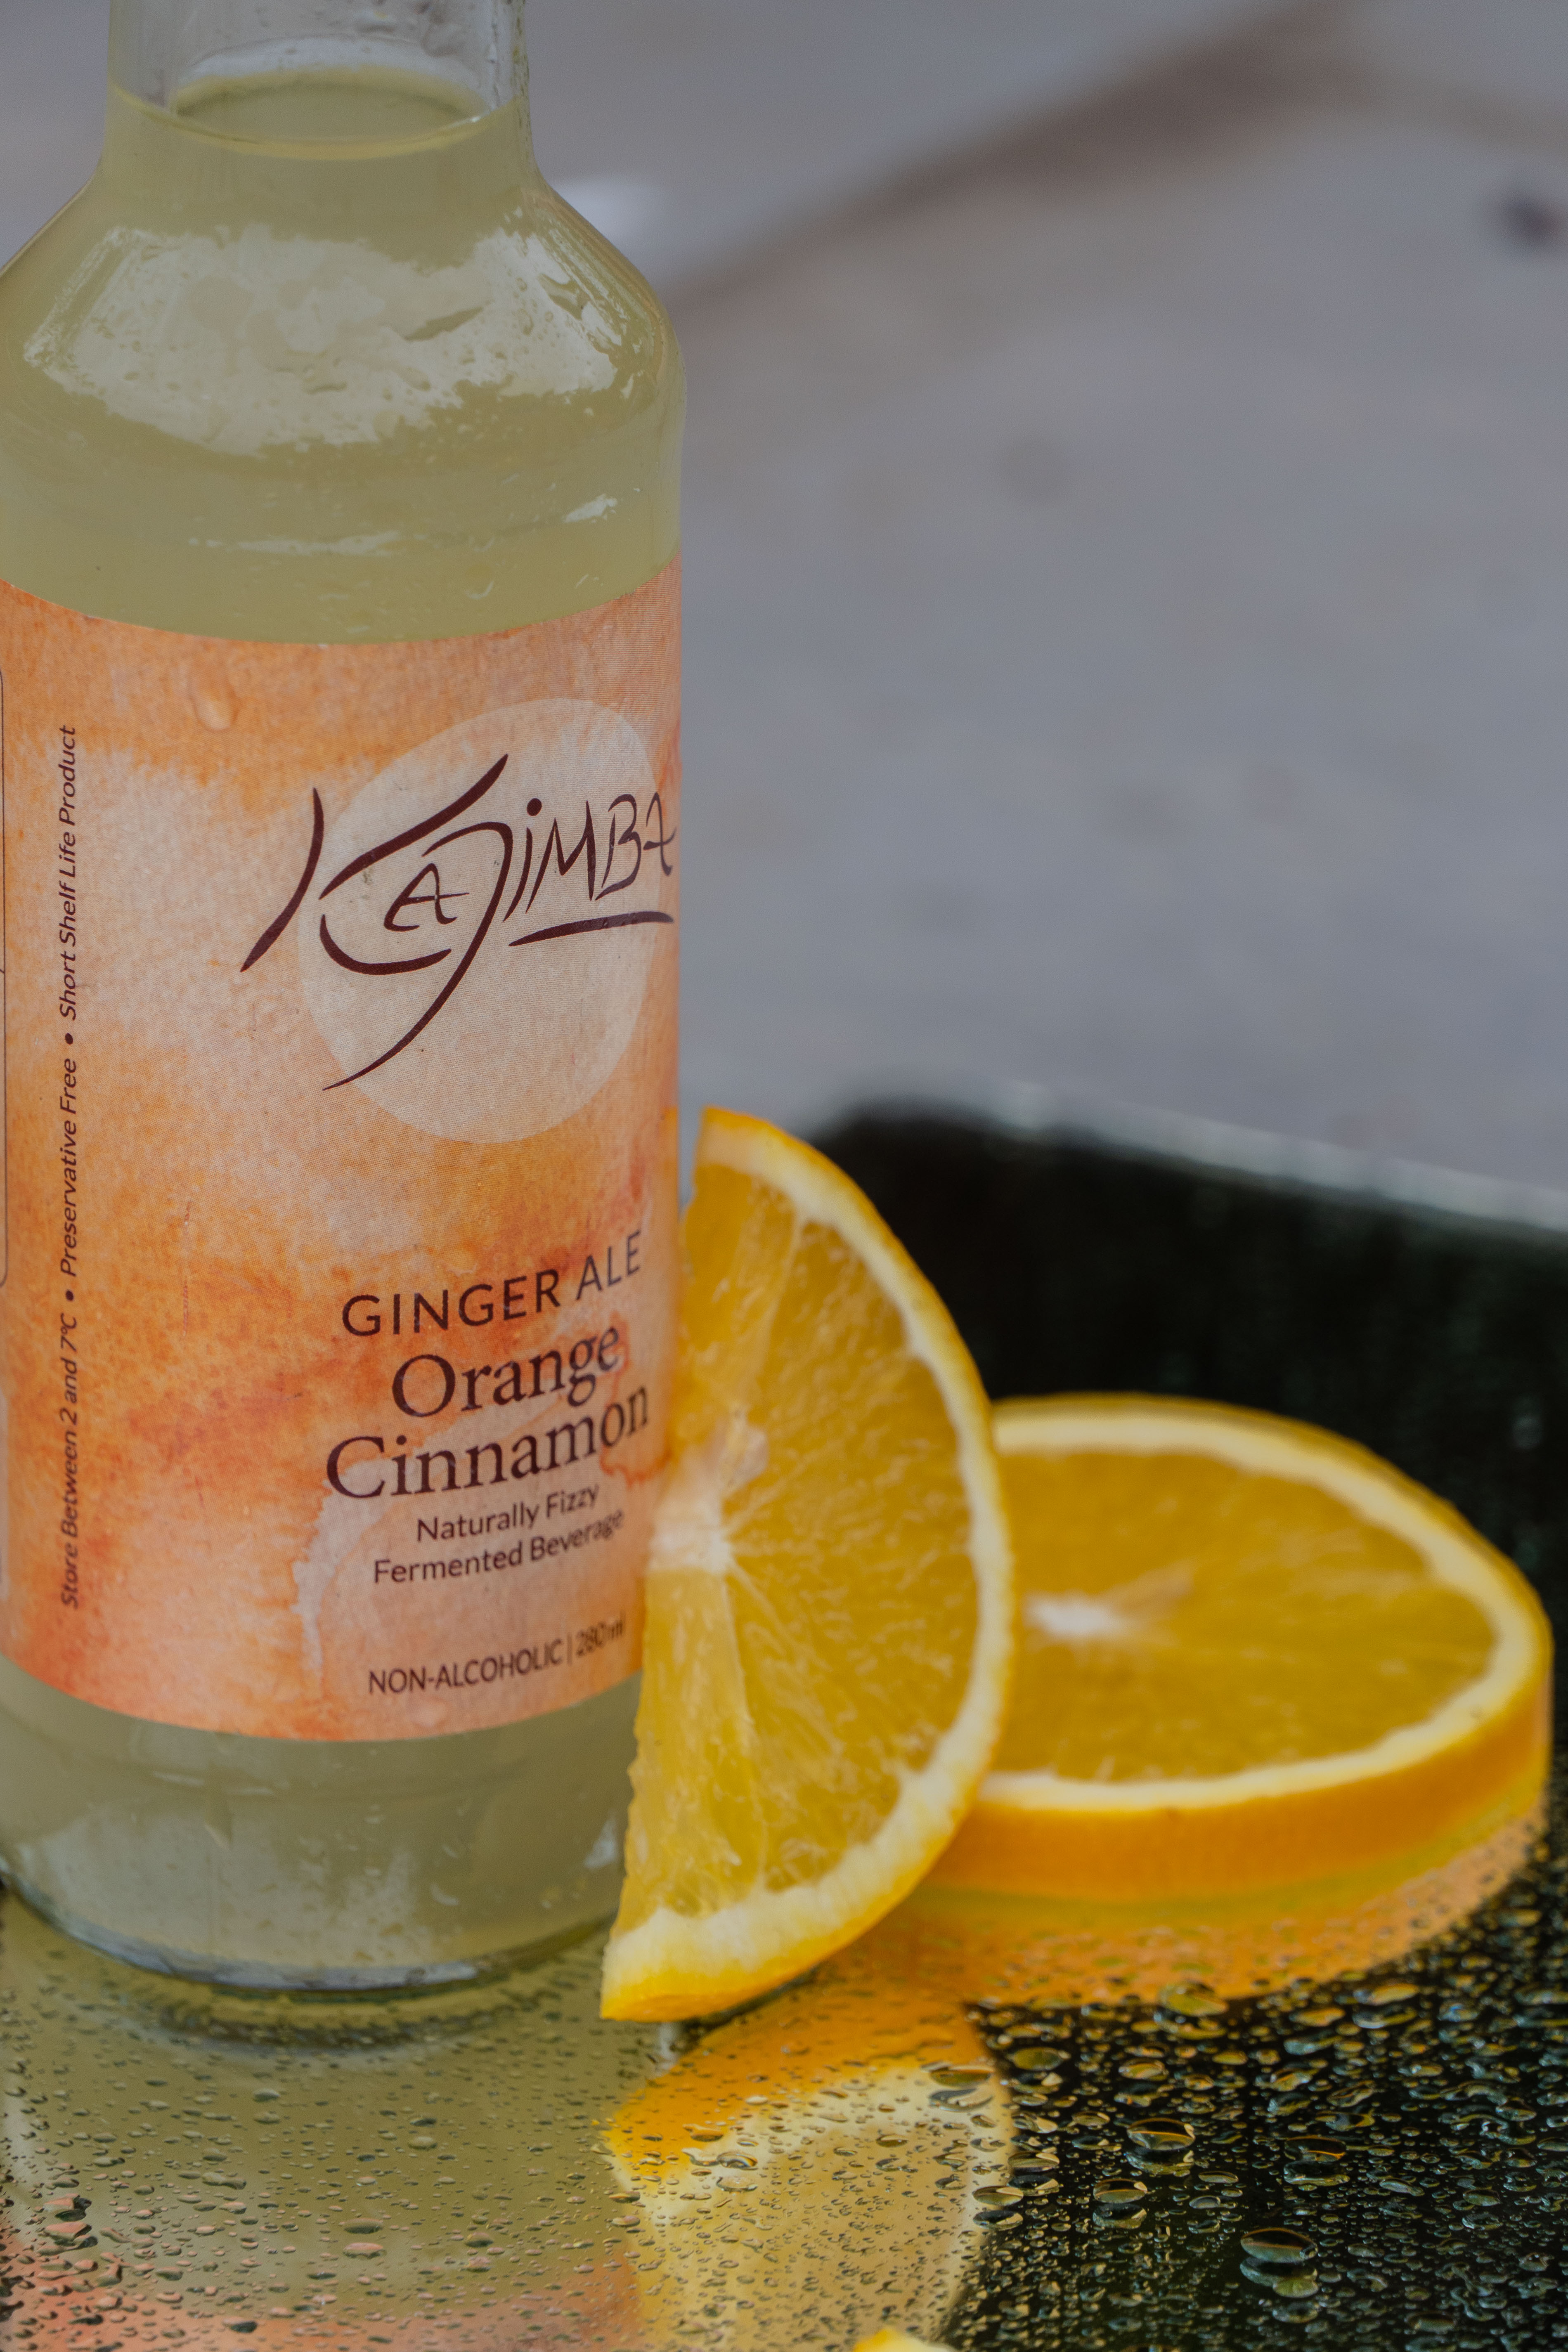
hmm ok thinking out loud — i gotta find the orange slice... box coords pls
[600,1109,1014,2021]
[932,1396,1551,1902]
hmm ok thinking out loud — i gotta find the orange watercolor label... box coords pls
[0,563,680,1740]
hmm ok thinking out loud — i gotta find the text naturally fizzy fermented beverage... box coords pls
[0,0,684,1983]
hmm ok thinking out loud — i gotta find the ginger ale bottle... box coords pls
[0,0,683,1984]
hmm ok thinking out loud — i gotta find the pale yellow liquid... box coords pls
[0,64,683,1983]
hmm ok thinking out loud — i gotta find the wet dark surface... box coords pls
[816,1106,1568,2349]
[947,1799,1568,2348]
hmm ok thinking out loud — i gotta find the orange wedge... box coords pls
[600,1109,1014,2021]
[932,1396,1551,1902]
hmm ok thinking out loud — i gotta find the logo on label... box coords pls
[244,700,675,1141]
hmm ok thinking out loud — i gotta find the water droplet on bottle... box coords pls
[188,669,240,733]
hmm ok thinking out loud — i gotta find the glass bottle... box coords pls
[0,0,683,1986]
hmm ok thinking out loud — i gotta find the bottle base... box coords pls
[0,1657,639,1988]
[1,1866,613,1994]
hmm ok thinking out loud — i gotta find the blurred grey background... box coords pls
[7,0,1568,1191]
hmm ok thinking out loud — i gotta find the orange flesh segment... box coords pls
[996,1448,1493,1780]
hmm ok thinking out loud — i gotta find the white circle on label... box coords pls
[298,700,672,1142]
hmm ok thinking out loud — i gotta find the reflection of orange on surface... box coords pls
[604,1961,1011,2350]
[931,1398,1551,1918]
[872,1799,1542,2011]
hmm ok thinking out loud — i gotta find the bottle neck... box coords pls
[107,0,529,125]
[97,0,534,231]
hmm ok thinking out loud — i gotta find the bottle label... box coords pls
[0,564,680,1740]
